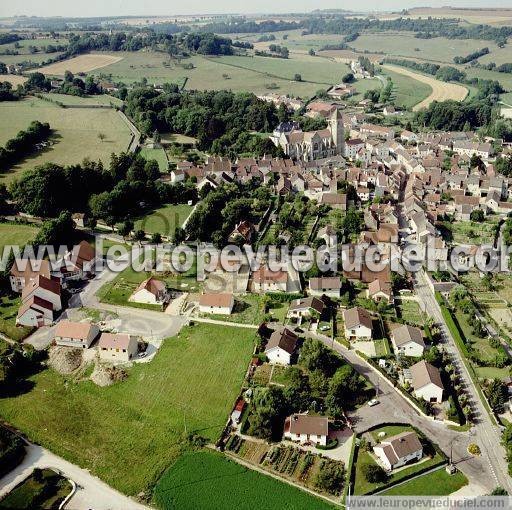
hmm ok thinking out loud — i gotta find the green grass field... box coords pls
[351,33,502,65]
[133,203,193,236]
[93,51,350,96]
[38,93,123,107]
[153,450,334,510]
[139,147,168,172]
[0,97,132,183]
[204,294,265,325]
[0,294,34,342]
[0,222,38,253]
[381,468,467,496]
[0,323,255,496]
[380,68,432,109]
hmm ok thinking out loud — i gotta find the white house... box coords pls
[198,293,235,315]
[390,324,425,357]
[283,414,328,446]
[252,267,288,293]
[343,306,373,341]
[309,276,342,298]
[367,279,392,303]
[129,277,167,305]
[21,275,62,312]
[265,328,298,365]
[98,333,138,362]
[373,431,423,471]
[410,360,444,403]
[54,321,99,349]
[16,296,54,327]
[287,296,325,321]
[9,259,51,293]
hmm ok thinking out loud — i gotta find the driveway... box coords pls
[0,443,149,510]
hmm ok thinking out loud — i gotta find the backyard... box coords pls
[0,222,39,253]
[0,323,255,496]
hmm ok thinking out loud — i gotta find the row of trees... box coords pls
[453,47,489,65]
[0,121,51,171]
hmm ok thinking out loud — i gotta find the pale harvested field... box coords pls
[383,64,468,111]
[35,54,124,76]
[0,75,27,86]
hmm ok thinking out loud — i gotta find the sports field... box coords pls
[36,53,124,75]
[0,97,132,182]
[0,323,255,496]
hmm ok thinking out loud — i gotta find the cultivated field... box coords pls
[383,64,468,111]
[380,67,432,109]
[0,98,132,182]
[36,53,124,75]
[153,450,333,510]
[0,74,27,86]
[0,323,255,495]
[351,33,501,65]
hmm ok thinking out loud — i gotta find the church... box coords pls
[271,108,345,162]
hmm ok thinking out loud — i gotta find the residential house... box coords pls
[21,275,62,312]
[198,293,235,315]
[390,324,425,357]
[343,306,373,341]
[265,328,299,365]
[252,267,288,293]
[287,296,325,321]
[283,414,328,446]
[410,360,444,403]
[98,333,138,362]
[16,296,54,327]
[54,321,100,349]
[367,279,392,303]
[129,277,167,305]
[373,431,423,471]
[319,193,347,210]
[10,259,51,293]
[309,276,342,298]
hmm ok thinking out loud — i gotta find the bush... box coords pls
[362,463,387,483]
[468,443,481,456]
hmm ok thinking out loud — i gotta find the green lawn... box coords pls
[395,299,424,326]
[381,468,468,496]
[0,323,255,496]
[139,147,169,172]
[0,295,33,342]
[374,339,391,357]
[443,219,499,245]
[205,294,265,325]
[0,223,38,254]
[0,98,132,183]
[153,450,334,510]
[0,468,72,509]
[133,203,193,237]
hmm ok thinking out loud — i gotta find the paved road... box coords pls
[26,242,187,350]
[301,330,495,493]
[414,270,512,493]
[0,442,149,510]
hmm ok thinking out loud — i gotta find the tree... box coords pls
[34,211,75,246]
[314,459,345,495]
[133,229,146,242]
[173,226,185,245]
[293,74,302,82]
[118,219,134,239]
[309,48,315,56]
[342,72,355,83]
[362,463,387,483]
[470,209,484,222]
[98,133,106,142]
[151,232,162,244]
[299,338,342,377]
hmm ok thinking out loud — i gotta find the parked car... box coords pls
[368,399,380,407]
